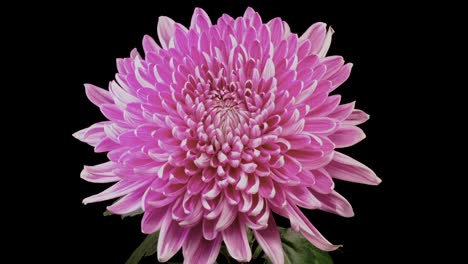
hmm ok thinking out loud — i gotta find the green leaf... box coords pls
[103,209,143,219]
[125,232,159,264]
[264,227,332,264]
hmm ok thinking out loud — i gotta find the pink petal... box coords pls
[299,22,326,54]
[328,101,355,121]
[157,215,190,262]
[142,35,160,55]
[311,190,354,217]
[317,26,334,57]
[253,216,285,264]
[215,203,237,231]
[330,63,352,90]
[84,83,113,107]
[222,217,252,262]
[287,186,321,209]
[329,126,366,148]
[83,180,149,204]
[80,161,119,183]
[286,203,340,251]
[141,206,169,234]
[202,219,218,240]
[344,109,370,126]
[157,16,177,49]
[326,151,381,185]
[310,169,334,194]
[190,7,212,31]
[304,117,339,134]
[107,190,144,215]
[183,225,222,264]
[73,122,108,146]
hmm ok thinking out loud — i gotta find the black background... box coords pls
[60,0,433,263]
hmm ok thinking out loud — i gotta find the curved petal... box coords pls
[141,206,169,234]
[329,126,366,148]
[84,83,113,107]
[222,217,252,262]
[326,151,381,185]
[183,225,222,264]
[286,203,340,251]
[157,216,190,262]
[80,161,119,183]
[253,215,285,264]
[157,16,177,49]
[311,190,354,217]
[83,179,149,204]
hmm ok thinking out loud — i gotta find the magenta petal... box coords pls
[326,152,381,185]
[253,215,285,264]
[311,190,354,217]
[83,179,149,204]
[141,206,169,234]
[344,109,370,125]
[286,204,340,251]
[80,161,119,183]
[317,26,334,57]
[299,22,326,55]
[157,216,190,262]
[183,225,222,264]
[222,218,252,262]
[142,35,160,54]
[329,126,366,148]
[107,190,144,215]
[73,122,108,146]
[157,16,177,49]
[84,83,113,107]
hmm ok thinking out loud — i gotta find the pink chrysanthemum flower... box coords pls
[75,7,381,264]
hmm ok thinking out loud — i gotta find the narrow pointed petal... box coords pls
[253,216,284,264]
[82,180,148,204]
[317,26,334,57]
[222,218,252,262]
[157,16,177,49]
[183,225,222,264]
[80,161,119,183]
[141,206,169,234]
[344,109,370,125]
[329,126,366,148]
[84,83,113,107]
[312,190,354,217]
[286,204,340,251]
[107,190,143,214]
[327,152,381,185]
[157,216,189,262]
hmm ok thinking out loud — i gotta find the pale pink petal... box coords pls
[286,204,340,251]
[83,180,149,204]
[253,216,284,264]
[80,161,119,183]
[107,190,144,214]
[157,215,189,262]
[344,109,370,125]
[142,35,160,55]
[326,152,381,185]
[299,22,326,54]
[329,126,366,148]
[311,190,354,217]
[317,26,334,58]
[84,83,113,106]
[183,225,222,264]
[141,206,169,234]
[157,16,177,49]
[222,217,252,262]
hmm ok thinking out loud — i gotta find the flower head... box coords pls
[75,7,380,264]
